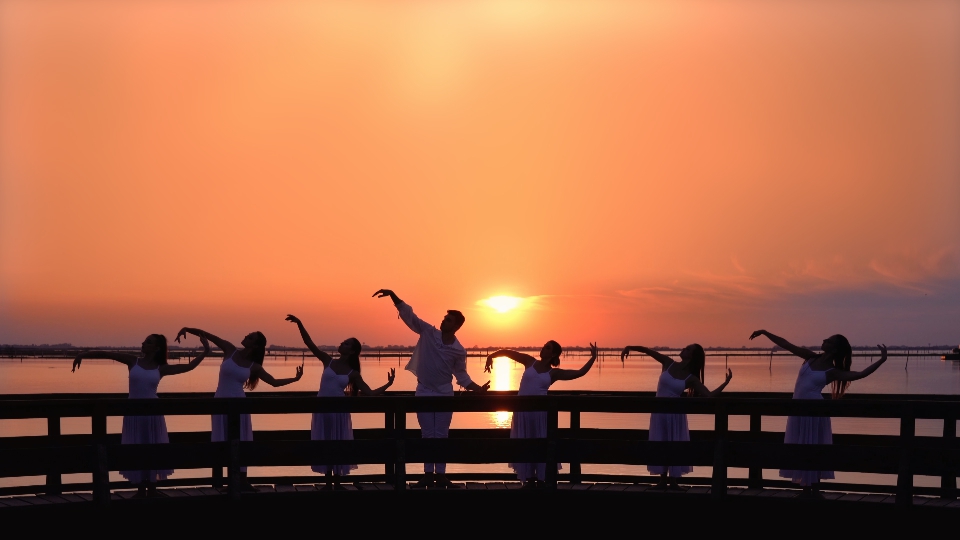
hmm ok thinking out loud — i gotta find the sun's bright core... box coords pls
[479,296,523,313]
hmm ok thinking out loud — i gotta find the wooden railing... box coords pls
[1,391,957,507]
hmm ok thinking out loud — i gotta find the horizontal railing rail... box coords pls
[0,392,956,507]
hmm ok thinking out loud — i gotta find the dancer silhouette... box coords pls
[373,289,489,489]
[72,334,210,497]
[621,344,732,490]
[749,330,887,498]
[484,341,598,487]
[286,315,395,489]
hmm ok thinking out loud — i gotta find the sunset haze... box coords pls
[1,0,958,349]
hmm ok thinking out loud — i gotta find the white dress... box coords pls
[310,365,358,475]
[120,360,173,484]
[212,353,254,472]
[780,361,835,486]
[509,364,561,482]
[647,365,693,477]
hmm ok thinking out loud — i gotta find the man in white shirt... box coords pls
[373,288,489,488]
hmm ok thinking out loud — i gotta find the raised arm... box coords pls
[72,351,138,371]
[373,289,431,335]
[253,360,304,388]
[350,368,396,396]
[285,315,333,366]
[160,337,210,376]
[829,344,887,383]
[620,345,674,367]
[484,349,536,372]
[748,330,816,360]
[176,327,236,357]
[687,369,733,397]
[552,343,598,382]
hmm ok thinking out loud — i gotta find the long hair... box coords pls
[545,340,562,367]
[684,344,706,397]
[342,338,363,396]
[244,332,267,390]
[149,334,168,366]
[829,334,853,399]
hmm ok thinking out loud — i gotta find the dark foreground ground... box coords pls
[3,483,956,537]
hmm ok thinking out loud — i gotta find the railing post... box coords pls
[394,409,406,491]
[896,411,915,507]
[227,411,241,500]
[92,414,109,507]
[384,411,396,482]
[748,413,762,489]
[545,402,559,490]
[569,409,582,485]
[711,403,728,499]
[941,415,956,500]
[46,416,62,495]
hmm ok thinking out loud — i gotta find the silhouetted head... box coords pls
[338,338,363,372]
[822,334,852,398]
[141,334,168,366]
[243,331,267,390]
[539,340,562,367]
[679,343,706,390]
[440,310,466,333]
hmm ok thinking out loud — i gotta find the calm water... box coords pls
[2,351,958,489]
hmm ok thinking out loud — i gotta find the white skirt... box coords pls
[211,413,253,473]
[311,412,358,475]
[508,411,561,481]
[647,412,693,477]
[120,414,173,484]
[779,415,834,486]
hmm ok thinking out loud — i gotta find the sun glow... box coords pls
[490,356,516,428]
[478,296,523,313]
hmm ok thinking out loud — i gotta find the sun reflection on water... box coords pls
[489,356,515,428]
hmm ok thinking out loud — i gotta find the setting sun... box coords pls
[478,296,523,313]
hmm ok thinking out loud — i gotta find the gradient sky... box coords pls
[1,0,958,348]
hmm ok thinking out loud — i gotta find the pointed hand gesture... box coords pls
[176,327,190,343]
[295,360,304,381]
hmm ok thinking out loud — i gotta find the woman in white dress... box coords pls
[620,344,733,490]
[484,341,598,488]
[72,334,210,497]
[749,330,888,497]
[176,327,303,490]
[285,315,395,489]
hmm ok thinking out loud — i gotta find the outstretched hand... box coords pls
[724,368,733,383]
[372,289,395,299]
[72,354,83,372]
[877,344,888,361]
[749,330,766,340]
[386,368,396,385]
[589,342,598,358]
[295,360,304,380]
[200,336,210,353]
[285,314,302,325]
[620,347,630,363]
[484,354,495,373]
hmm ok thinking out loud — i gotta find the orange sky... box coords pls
[1,0,958,348]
